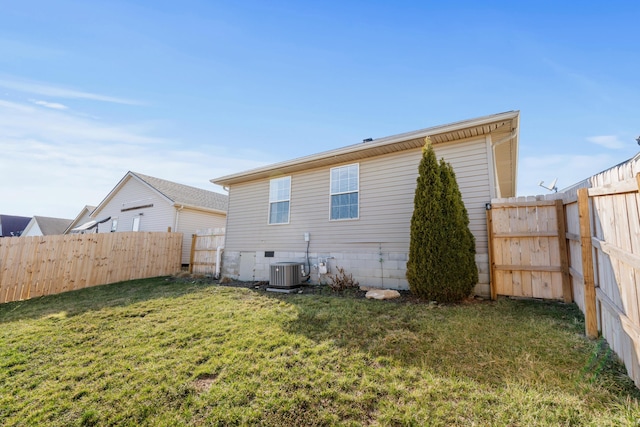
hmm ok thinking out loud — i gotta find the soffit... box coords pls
[213,111,519,193]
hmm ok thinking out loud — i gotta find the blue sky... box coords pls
[1,0,639,219]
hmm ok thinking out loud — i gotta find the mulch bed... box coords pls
[170,274,487,306]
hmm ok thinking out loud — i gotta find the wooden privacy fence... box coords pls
[579,173,640,385]
[487,197,571,302]
[0,232,183,304]
[489,171,640,387]
[189,228,225,276]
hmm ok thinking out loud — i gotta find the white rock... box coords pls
[365,289,401,300]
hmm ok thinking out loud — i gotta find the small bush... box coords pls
[174,270,191,279]
[328,266,359,291]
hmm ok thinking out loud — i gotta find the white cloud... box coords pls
[31,99,68,110]
[0,76,141,105]
[587,135,626,150]
[0,98,267,219]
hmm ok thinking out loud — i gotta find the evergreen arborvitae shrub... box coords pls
[406,138,478,302]
[406,139,445,298]
[437,158,478,301]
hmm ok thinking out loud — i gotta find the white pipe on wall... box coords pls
[215,246,224,279]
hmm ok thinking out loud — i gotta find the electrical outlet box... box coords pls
[304,232,310,242]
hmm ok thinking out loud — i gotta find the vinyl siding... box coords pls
[22,221,42,237]
[94,178,177,234]
[176,208,226,263]
[92,177,228,264]
[224,136,491,259]
[74,210,94,229]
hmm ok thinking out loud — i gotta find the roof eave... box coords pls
[212,110,520,186]
[173,203,227,215]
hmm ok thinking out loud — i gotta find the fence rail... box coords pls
[0,232,182,304]
[489,168,640,387]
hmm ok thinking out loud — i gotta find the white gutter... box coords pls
[215,246,224,279]
[212,110,520,186]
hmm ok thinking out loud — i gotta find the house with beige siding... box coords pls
[89,171,228,264]
[212,111,519,296]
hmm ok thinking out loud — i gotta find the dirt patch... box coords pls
[193,373,218,393]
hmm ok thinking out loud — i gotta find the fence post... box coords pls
[486,206,497,300]
[555,199,572,303]
[189,234,197,274]
[577,188,598,339]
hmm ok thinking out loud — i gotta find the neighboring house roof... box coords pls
[211,111,520,197]
[0,214,32,237]
[92,171,229,217]
[25,216,74,236]
[64,205,96,234]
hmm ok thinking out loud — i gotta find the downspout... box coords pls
[174,205,184,232]
[215,246,224,279]
[216,186,229,279]
[490,129,518,198]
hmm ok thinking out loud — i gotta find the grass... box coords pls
[1,277,639,426]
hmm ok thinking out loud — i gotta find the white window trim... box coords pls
[329,163,360,221]
[268,176,291,225]
[132,216,140,232]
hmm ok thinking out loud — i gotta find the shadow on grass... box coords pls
[269,289,640,395]
[3,277,639,401]
[0,276,214,323]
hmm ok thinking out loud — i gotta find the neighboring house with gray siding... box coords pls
[90,172,228,264]
[22,216,73,236]
[212,111,520,297]
[0,215,31,237]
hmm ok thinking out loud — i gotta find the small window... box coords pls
[269,176,291,224]
[330,164,359,220]
[132,216,140,232]
[110,218,118,232]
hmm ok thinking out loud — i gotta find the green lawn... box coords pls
[1,277,639,426]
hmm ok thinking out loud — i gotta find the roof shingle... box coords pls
[131,172,228,212]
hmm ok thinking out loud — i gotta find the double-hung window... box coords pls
[269,176,291,224]
[330,164,359,220]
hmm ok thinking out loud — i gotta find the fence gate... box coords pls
[487,197,572,302]
[189,228,225,276]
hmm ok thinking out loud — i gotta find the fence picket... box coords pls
[490,164,640,388]
[0,232,182,304]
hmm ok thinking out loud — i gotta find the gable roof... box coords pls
[64,205,96,234]
[0,215,32,237]
[92,172,228,217]
[211,111,519,197]
[28,216,73,235]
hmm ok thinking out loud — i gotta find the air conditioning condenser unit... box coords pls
[269,262,302,288]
